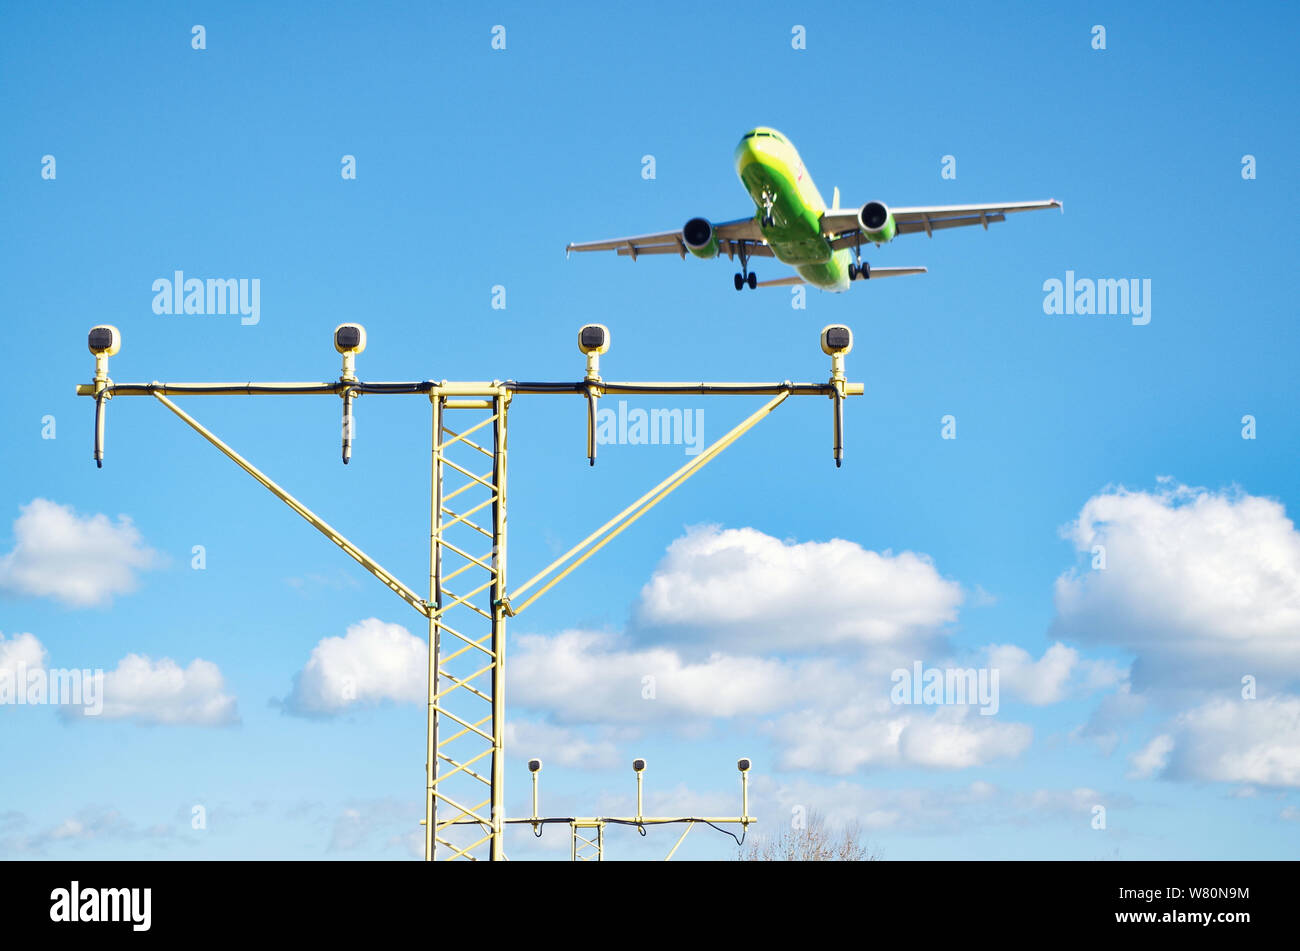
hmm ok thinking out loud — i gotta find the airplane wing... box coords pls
[755,266,928,288]
[566,217,772,260]
[821,199,1061,240]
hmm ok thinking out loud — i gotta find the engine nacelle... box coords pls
[858,201,896,243]
[682,217,719,258]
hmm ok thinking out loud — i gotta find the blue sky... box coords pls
[2,1,1298,860]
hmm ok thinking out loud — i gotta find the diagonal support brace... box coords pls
[151,390,429,617]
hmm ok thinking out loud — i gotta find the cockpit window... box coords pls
[743,130,787,143]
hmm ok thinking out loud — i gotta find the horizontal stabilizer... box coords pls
[864,266,928,278]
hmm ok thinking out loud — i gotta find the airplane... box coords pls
[566,127,1061,293]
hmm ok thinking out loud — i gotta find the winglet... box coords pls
[832,186,840,210]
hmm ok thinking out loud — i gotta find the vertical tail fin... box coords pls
[832,186,840,210]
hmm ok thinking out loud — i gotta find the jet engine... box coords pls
[682,217,719,258]
[858,201,897,243]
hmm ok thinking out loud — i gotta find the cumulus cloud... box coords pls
[87,654,238,726]
[634,525,963,654]
[0,499,160,607]
[507,627,1036,773]
[286,618,426,716]
[509,629,848,723]
[505,719,625,770]
[769,702,1032,774]
[1129,696,1300,787]
[0,631,47,677]
[506,525,1041,774]
[1128,733,1175,779]
[1052,483,1300,687]
[986,642,1125,706]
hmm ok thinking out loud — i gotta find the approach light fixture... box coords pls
[334,323,366,464]
[821,325,853,469]
[87,325,122,469]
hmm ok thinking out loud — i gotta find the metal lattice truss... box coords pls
[426,395,509,861]
[76,323,863,861]
[571,821,604,862]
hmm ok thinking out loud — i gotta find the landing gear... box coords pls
[849,236,869,281]
[733,245,757,291]
[759,189,776,229]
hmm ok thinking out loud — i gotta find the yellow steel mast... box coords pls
[77,322,861,861]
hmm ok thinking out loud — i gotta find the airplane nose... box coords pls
[734,135,762,172]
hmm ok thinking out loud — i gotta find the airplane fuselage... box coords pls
[734,128,852,292]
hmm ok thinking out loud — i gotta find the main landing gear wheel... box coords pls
[734,245,756,290]
[848,261,870,281]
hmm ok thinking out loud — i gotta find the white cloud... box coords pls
[287,618,426,715]
[509,628,847,723]
[90,654,238,726]
[899,707,1034,769]
[0,499,160,607]
[752,776,1126,838]
[1052,484,1300,686]
[505,720,625,770]
[0,807,179,855]
[986,642,1125,706]
[508,629,1035,773]
[634,525,963,653]
[1130,696,1300,787]
[770,702,1032,774]
[0,631,47,676]
[506,523,1037,775]
[1128,733,1175,779]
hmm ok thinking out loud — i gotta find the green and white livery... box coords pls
[567,127,1061,293]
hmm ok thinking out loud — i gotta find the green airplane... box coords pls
[566,127,1061,292]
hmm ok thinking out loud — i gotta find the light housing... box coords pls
[820,324,853,356]
[88,325,122,356]
[578,324,610,355]
[334,323,367,355]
